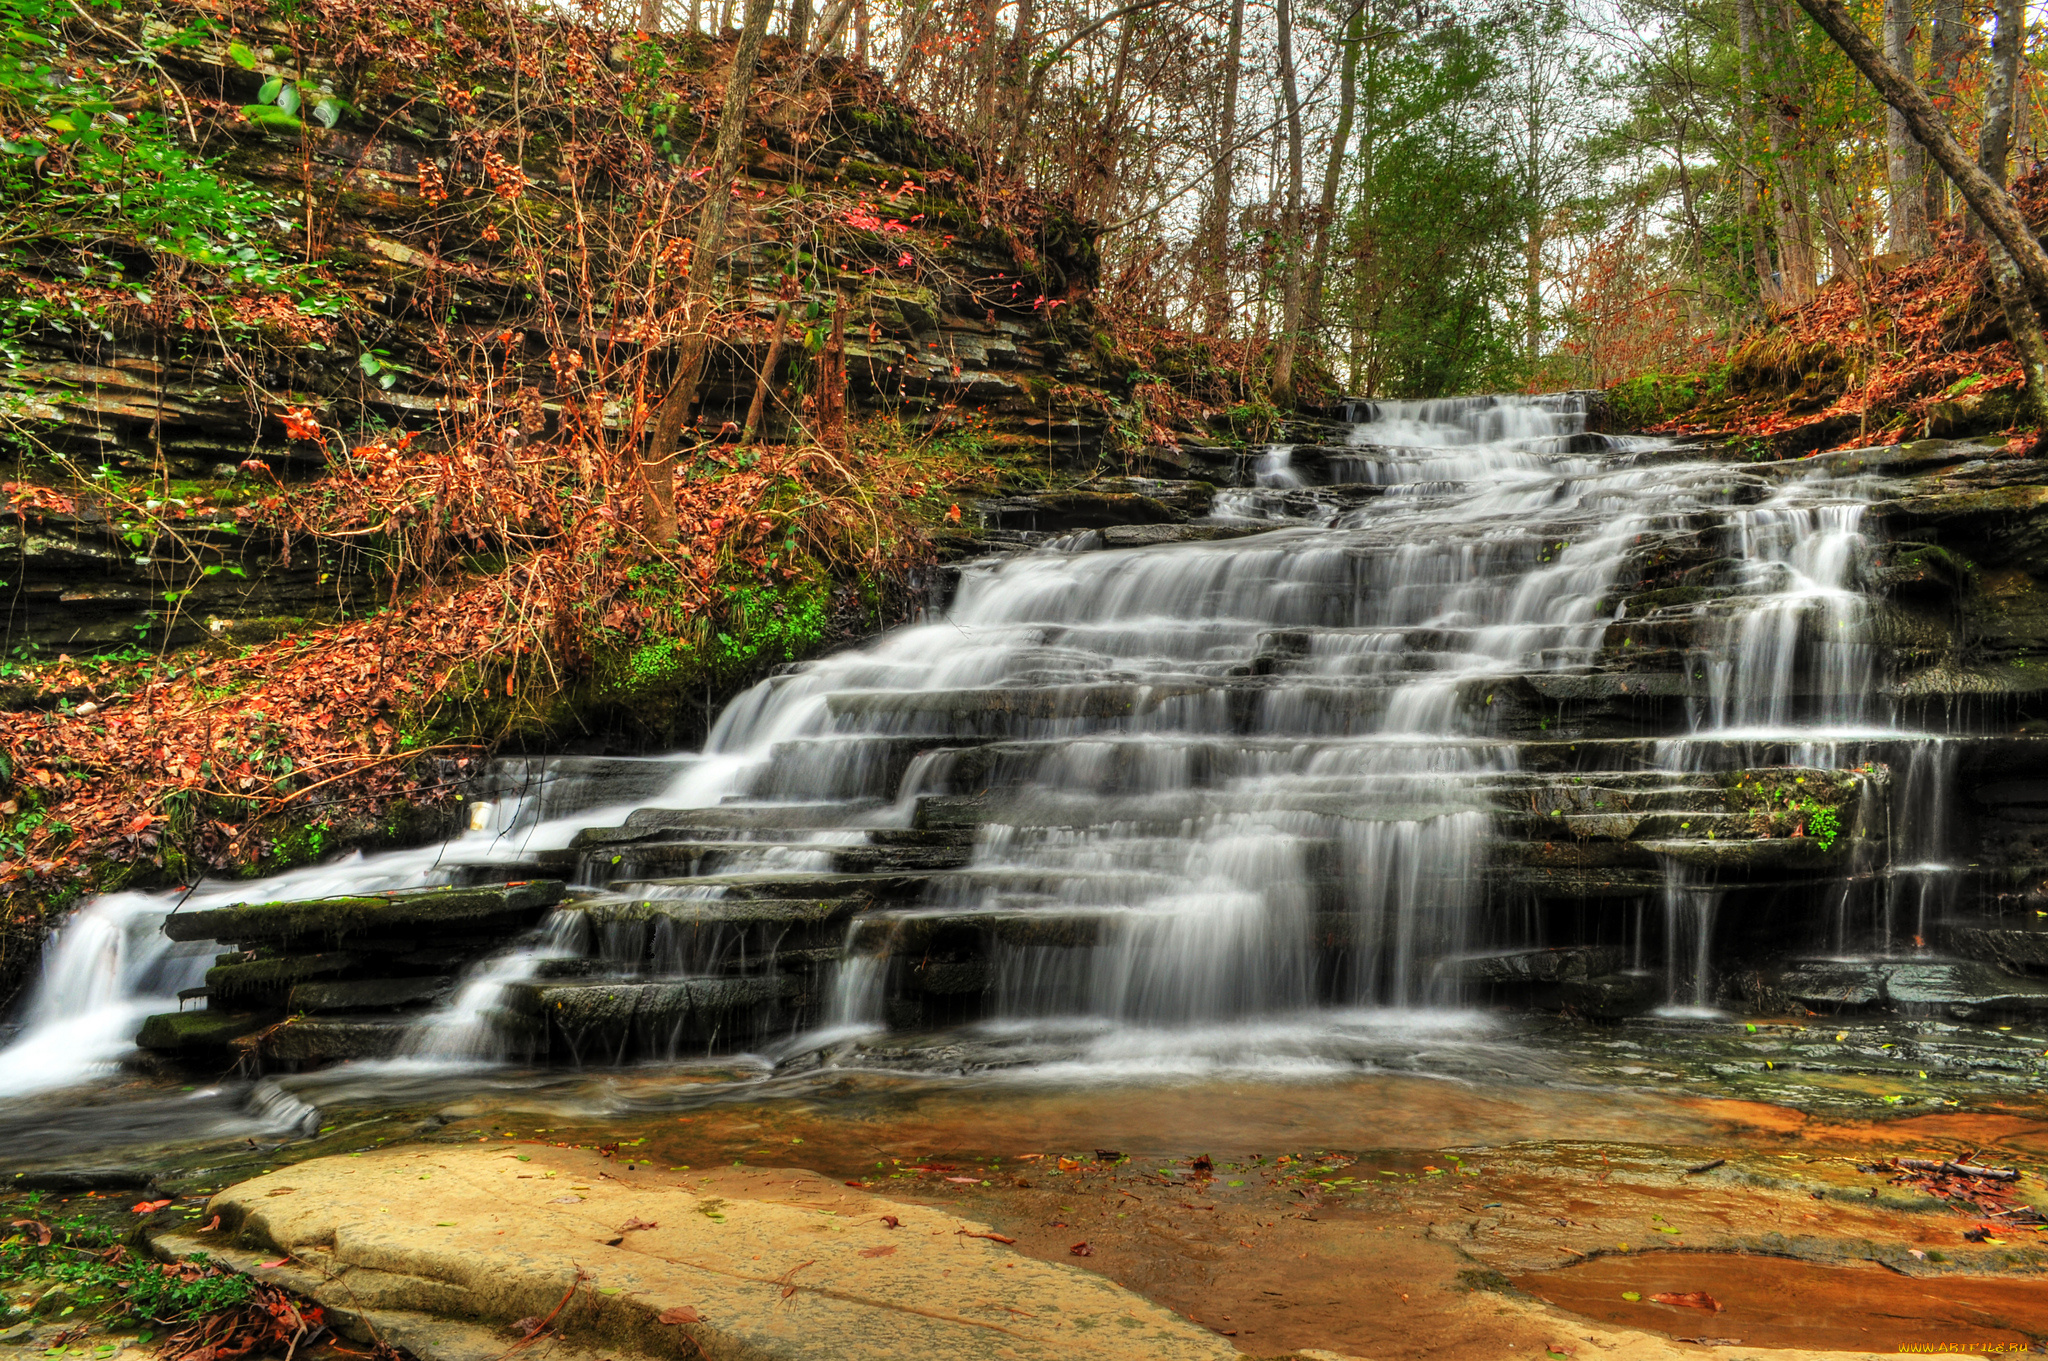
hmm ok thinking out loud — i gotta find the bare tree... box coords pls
[639,0,778,541]
[1883,0,1927,254]
[1268,0,1308,401]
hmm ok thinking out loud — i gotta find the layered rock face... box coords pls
[130,398,2048,1069]
[2,4,1122,657]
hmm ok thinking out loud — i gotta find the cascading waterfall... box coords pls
[1,392,1966,1094]
[613,392,1908,1037]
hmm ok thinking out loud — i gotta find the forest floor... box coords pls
[1608,176,2048,458]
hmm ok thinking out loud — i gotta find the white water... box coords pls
[0,394,1948,1097]
[0,762,697,1095]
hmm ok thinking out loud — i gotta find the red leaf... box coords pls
[1069,1242,1094,1257]
[9,1219,50,1246]
[657,1306,704,1325]
[879,1215,900,1229]
[131,1200,173,1214]
[1649,1291,1722,1312]
[257,1258,291,1269]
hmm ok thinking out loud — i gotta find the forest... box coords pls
[2,1,2048,1357]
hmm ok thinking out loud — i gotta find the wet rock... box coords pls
[135,1008,265,1054]
[975,490,1184,533]
[286,976,451,1012]
[257,1016,413,1063]
[1772,957,2048,1018]
[1941,920,2048,971]
[164,880,566,947]
[205,951,364,1002]
[1454,947,1623,985]
[1559,972,1662,1019]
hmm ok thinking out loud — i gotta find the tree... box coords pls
[638,0,777,542]
[1882,0,1926,254]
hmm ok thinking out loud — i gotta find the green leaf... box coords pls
[242,104,302,131]
[1621,1291,1640,1302]
[257,76,285,104]
[358,352,383,376]
[275,84,301,116]
[226,41,258,69]
[311,97,341,128]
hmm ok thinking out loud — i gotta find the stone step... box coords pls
[500,976,806,1054]
[163,880,567,946]
[591,870,934,901]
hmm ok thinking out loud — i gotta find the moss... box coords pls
[135,1008,265,1053]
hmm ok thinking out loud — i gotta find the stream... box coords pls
[0,394,2032,1165]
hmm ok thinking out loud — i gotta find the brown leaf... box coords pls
[857,1245,896,1258]
[617,1217,659,1232]
[956,1230,1016,1244]
[879,1215,900,1229]
[9,1219,51,1247]
[1649,1291,1722,1312]
[656,1306,704,1325]
[1069,1241,1094,1256]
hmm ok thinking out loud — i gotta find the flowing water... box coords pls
[0,394,1959,1112]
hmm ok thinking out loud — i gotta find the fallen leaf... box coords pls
[199,1215,222,1232]
[657,1306,704,1325]
[617,1217,658,1232]
[131,1200,173,1214]
[257,1259,291,1269]
[857,1245,896,1258]
[944,1176,981,1184]
[1649,1291,1722,1312]
[879,1215,900,1229]
[956,1230,1016,1244]
[1057,1157,1080,1172]
[1621,1291,1641,1302]
[9,1220,50,1247]
[1069,1241,1093,1256]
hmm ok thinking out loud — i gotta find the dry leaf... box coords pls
[1649,1291,1722,1312]
[857,1245,896,1258]
[657,1306,704,1325]
[1069,1242,1094,1257]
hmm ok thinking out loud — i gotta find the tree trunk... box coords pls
[1762,0,1817,303]
[808,0,853,54]
[639,0,776,542]
[1303,2,1362,347]
[891,0,931,89]
[1925,0,1970,221]
[1884,0,1928,253]
[1990,248,2048,430]
[1735,0,1784,306]
[1980,0,2023,188]
[1268,0,1307,403]
[1524,85,1543,361]
[1793,0,2048,301]
[1795,0,2048,431]
[1000,0,1037,157]
[813,298,848,452]
[1200,0,1245,335]
[639,0,662,33]
[742,301,792,442]
[788,0,811,50]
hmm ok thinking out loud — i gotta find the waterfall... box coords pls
[3,392,1966,1093]
[0,893,213,1097]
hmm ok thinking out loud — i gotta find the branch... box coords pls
[1021,0,1189,120]
[1791,0,2048,302]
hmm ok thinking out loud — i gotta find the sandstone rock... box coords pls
[168,1146,1238,1361]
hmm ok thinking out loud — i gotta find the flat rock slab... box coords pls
[188,1145,1238,1361]
[164,880,565,945]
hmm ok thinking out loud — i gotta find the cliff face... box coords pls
[2,0,1125,656]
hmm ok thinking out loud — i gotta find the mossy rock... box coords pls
[163,880,565,946]
[136,1008,267,1053]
